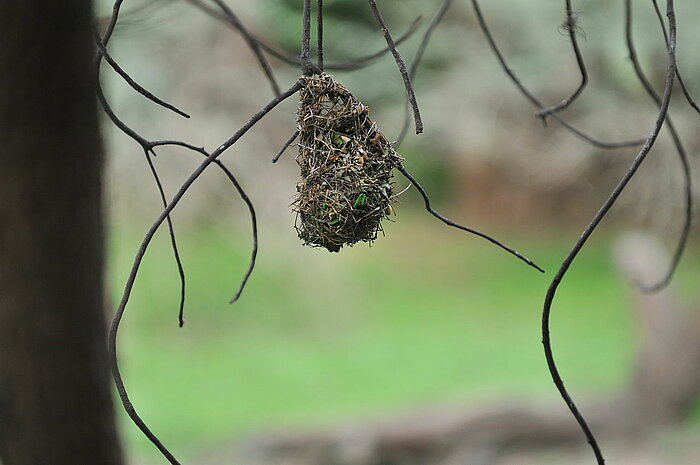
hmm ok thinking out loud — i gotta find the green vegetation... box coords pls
[108,218,699,461]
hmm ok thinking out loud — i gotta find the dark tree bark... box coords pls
[0,1,124,464]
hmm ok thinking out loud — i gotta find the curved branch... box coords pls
[145,149,188,327]
[209,0,281,96]
[102,0,125,44]
[396,164,544,273]
[94,31,190,331]
[149,140,259,303]
[650,0,700,116]
[471,0,645,149]
[535,0,589,118]
[625,0,692,293]
[108,81,302,464]
[541,2,678,463]
[94,29,190,118]
[316,17,423,71]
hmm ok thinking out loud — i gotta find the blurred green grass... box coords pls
[108,216,699,461]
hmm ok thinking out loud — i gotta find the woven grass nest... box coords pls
[293,73,404,253]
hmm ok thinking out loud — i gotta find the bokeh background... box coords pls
[95,0,700,463]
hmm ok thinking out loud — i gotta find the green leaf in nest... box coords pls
[331,132,344,148]
[354,193,367,208]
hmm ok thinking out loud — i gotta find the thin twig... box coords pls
[145,149,188,327]
[397,0,453,145]
[318,18,420,70]
[625,0,692,293]
[93,28,190,119]
[186,0,422,72]
[317,0,324,70]
[396,164,544,273]
[209,0,281,96]
[95,26,190,329]
[651,0,700,116]
[471,0,645,149]
[272,129,300,163]
[108,81,302,465]
[149,140,259,303]
[541,2,678,463]
[367,0,423,134]
[535,0,589,118]
[97,7,184,462]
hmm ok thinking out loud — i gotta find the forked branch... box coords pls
[108,82,302,464]
[535,0,589,118]
[471,0,645,149]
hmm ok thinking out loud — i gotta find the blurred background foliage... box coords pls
[95,0,700,463]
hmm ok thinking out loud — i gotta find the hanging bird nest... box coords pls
[293,73,404,253]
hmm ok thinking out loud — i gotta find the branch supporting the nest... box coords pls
[397,0,453,145]
[272,129,300,163]
[541,2,678,463]
[316,0,324,70]
[367,0,423,134]
[301,0,314,75]
[625,0,692,293]
[108,81,302,465]
[535,0,589,119]
[396,165,544,273]
[471,0,644,149]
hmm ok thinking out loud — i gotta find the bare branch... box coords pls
[209,0,281,96]
[102,0,125,44]
[541,2,678,463]
[145,149,188,327]
[396,165,544,273]
[272,129,300,163]
[317,0,324,70]
[94,27,190,329]
[108,81,302,464]
[185,0,422,72]
[651,0,700,116]
[471,0,645,149]
[93,28,190,119]
[625,0,692,293]
[367,0,423,134]
[397,0,453,145]
[149,141,260,303]
[535,0,589,118]
[301,0,313,74]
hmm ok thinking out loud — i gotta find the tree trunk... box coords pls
[0,1,124,464]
